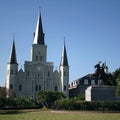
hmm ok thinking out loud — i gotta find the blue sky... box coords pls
[0,0,120,86]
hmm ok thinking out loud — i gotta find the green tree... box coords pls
[113,68,120,96]
[37,91,66,108]
[102,73,116,86]
[72,94,85,101]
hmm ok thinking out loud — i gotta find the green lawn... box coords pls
[0,110,120,120]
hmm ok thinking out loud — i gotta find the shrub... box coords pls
[0,97,35,109]
[54,99,120,111]
[37,91,66,108]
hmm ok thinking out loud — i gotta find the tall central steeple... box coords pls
[33,13,45,45]
[60,41,69,66]
[31,13,47,62]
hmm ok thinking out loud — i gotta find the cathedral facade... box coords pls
[5,13,69,99]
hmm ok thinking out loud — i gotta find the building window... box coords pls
[36,85,38,91]
[39,85,41,91]
[71,83,73,87]
[38,73,40,78]
[19,84,22,91]
[55,86,57,91]
[27,70,29,76]
[32,81,35,92]
[48,71,50,77]
[64,85,66,91]
[36,56,38,61]
[84,79,88,85]
[40,56,42,61]
[91,80,95,85]
[10,84,13,89]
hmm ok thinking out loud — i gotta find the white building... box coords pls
[5,13,69,99]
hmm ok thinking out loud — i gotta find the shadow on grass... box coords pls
[0,110,25,115]
[0,108,50,115]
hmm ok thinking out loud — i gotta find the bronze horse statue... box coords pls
[94,62,108,79]
[93,62,115,85]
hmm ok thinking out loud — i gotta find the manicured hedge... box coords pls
[1,97,120,111]
[54,99,120,111]
[0,97,36,109]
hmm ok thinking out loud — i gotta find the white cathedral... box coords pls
[5,13,69,99]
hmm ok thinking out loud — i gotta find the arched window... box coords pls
[48,71,50,77]
[64,85,66,91]
[19,84,22,91]
[55,86,57,91]
[36,56,38,61]
[27,70,29,76]
[38,73,40,78]
[10,84,13,89]
[40,56,42,61]
[39,85,41,91]
[36,85,38,91]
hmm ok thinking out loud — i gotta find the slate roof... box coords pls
[33,13,45,45]
[8,41,17,64]
[60,42,69,66]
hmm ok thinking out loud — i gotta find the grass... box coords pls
[0,110,120,120]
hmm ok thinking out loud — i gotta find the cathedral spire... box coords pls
[33,12,45,45]
[60,40,69,66]
[8,40,17,64]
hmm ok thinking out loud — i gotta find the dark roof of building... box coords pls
[78,74,98,81]
[60,42,69,66]
[8,41,17,64]
[33,13,45,45]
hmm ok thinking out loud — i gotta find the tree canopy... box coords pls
[36,91,66,108]
[113,68,120,96]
